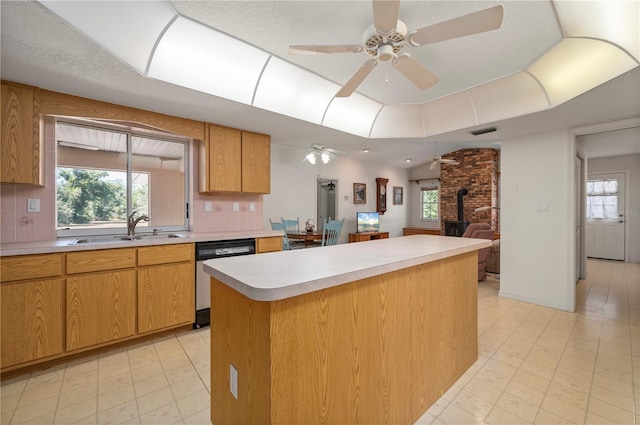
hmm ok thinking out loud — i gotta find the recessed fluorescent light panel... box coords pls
[148,16,270,105]
[253,56,338,124]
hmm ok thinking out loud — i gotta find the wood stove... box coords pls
[445,188,469,237]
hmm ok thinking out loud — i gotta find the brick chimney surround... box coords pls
[440,148,499,233]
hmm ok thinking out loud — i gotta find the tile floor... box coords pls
[1,259,638,425]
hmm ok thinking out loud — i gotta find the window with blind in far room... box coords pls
[421,186,439,221]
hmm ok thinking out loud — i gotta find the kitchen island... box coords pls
[203,235,492,425]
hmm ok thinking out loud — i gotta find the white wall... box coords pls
[500,129,576,311]
[587,153,640,263]
[263,144,410,243]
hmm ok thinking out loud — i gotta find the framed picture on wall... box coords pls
[393,186,403,205]
[353,183,366,204]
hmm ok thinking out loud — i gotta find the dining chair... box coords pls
[280,217,300,233]
[281,217,306,248]
[270,221,290,250]
[321,218,344,246]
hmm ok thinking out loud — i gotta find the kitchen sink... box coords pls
[69,233,186,245]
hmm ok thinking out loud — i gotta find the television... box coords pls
[356,212,380,233]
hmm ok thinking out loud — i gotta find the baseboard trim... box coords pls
[498,290,572,312]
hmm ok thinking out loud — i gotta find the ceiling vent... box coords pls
[469,126,498,136]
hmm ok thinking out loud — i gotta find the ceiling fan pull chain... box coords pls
[385,62,390,84]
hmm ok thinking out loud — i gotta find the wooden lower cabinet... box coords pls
[66,270,137,351]
[256,236,282,253]
[1,279,64,368]
[1,243,196,372]
[138,262,194,334]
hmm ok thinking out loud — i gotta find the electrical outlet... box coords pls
[205,202,212,212]
[249,202,255,212]
[230,364,238,399]
[233,202,239,212]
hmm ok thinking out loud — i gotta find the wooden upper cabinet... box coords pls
[200,123,270,194]
[1,82,43,185]
[200,124,241,193]
[241,131,270,194]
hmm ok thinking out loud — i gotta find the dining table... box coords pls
[287,231,323,247]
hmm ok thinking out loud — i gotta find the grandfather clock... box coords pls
[376,177,388,215]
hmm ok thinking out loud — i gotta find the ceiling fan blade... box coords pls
[440,159,460,165]
[406,5,504,47]
[372,0,400,34]
[288,44,363,55]
[429,160,437,170]
[392,54,438,90]
[336,60,377,97]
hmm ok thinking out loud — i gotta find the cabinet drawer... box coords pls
[138,243,194,266]
[256,236,282,253]
[1,254,63,282]
[67,248,136,274]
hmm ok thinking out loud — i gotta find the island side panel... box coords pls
[210,279,271,425]
[269,251,478,424]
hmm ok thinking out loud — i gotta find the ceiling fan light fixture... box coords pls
[321,152,331,163]
[305,152,317,164]
[378,44,396,62]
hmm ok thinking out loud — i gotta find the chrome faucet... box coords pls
[127,211,150,237]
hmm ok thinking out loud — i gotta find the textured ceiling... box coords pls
[1,1,638,168]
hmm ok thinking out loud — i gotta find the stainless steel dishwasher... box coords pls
[195,238,256,328]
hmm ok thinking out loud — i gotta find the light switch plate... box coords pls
[27,198,40,212]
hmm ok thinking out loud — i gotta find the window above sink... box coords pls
[55,118,190,239]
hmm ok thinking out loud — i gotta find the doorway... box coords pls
[585,172,626,261]
[317,178,338,231]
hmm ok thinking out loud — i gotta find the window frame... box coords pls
[420,184,440,222]
[55,119,190,238]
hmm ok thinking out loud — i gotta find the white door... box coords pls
[585,172,625,260]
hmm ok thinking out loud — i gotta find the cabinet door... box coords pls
[66,271,137,351]
[1,82,42,185]
[1,279,64,368]
[138,262,194,333]
[201,124,241,193]
[241,131,270,194]
[256,236,282,253]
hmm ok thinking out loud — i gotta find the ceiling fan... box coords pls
[304,144,343,164]
[288,1,504,97]
[428,142,459,170]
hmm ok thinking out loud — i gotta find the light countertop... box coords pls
[0,230,282,256]
[204,235,492,302]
